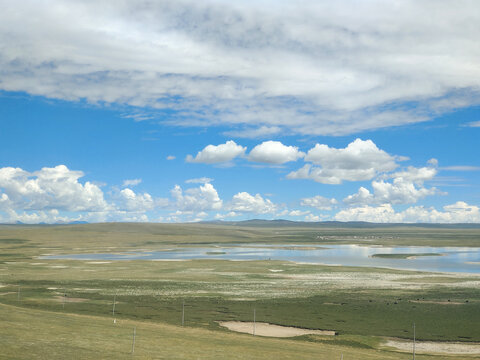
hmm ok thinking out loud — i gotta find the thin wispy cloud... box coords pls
[122,179,142,187]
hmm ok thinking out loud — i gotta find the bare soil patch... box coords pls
[410,300,464,305]
[218,321,336,337]
[385,339,480,355]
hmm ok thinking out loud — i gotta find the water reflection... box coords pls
[43,244,480,274]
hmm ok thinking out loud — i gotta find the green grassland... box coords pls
[1,223,480,359]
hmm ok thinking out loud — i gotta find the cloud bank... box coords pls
[1,1,480,136]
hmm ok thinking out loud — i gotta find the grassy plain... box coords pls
[1,223,480,358]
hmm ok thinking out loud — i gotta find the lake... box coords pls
[42,244,480,274]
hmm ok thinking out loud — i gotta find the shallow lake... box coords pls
[43,244,480,274]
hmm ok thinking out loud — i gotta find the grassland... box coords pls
[1,223,480,359]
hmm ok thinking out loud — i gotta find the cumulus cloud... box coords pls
[214,211,238,219]
[122,178,142,187]
[1,1,480,136]
[335,201,480,223]
[4,208,73,224]
[427,158,439,167]
[289,210,310,216]
[288,139,400,184]
[116,188,156,212]
[171,183,222,211]
[335,204,402,223]
[227,192,278,214]
[0,165,108,212]
[304,213,324,222]
[186,141,246,164]
[344,166,438,206]
[248,141,304,164]
[300,195,337,210]
[387,166,437,183]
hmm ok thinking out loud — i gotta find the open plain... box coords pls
[1,222,480,359]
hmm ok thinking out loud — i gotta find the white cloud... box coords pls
[166,155,176,160]
[301,195,337,210]
[1,2,479,136]
[289,209,310,216]
[0,165,108,212]
[466,121,480,127]
[214,211,238,219]
[345,166,438,206]
[171,183,222,211]
[335,201,480,223]
[427,158,439,167]
[116,188,155,212]
[4,208,72,224]
[185,177,213,184]
[224,126,282,139]
[288,139,400,184]
[305,213,323,222]
[248,141,304,164]
[122,178,142,187]
[227,192,278,214]
[195,211,208,218]
[335,204,402,223]
[186,141,246,164]
[387,166,437,183]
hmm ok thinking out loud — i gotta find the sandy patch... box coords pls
[410,300,464,305]
[53,296,88,303]
[385,339,480,355]
[86,261,111,264]
[47,287,59,290]
[30,263,46,265]
[268,269,284,272]
[49,265,68,269]
[218,321,336,337]
[466,261,480,265]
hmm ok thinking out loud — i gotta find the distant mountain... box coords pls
[200,219,480,228]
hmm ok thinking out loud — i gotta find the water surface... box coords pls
[43,244,480,274]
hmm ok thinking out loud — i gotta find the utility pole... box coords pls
[131,326,136,354]
[112,293,116,316]
[63,289,66,309]
[413,322,416,360]
[253,307,256,336]
[182,300,185,326]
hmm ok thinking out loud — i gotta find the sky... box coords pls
[0,0,480,224]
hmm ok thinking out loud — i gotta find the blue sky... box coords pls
[0,1,479,223]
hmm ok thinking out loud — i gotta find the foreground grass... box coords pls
[2,257,479,342]
[0,303,473,360]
